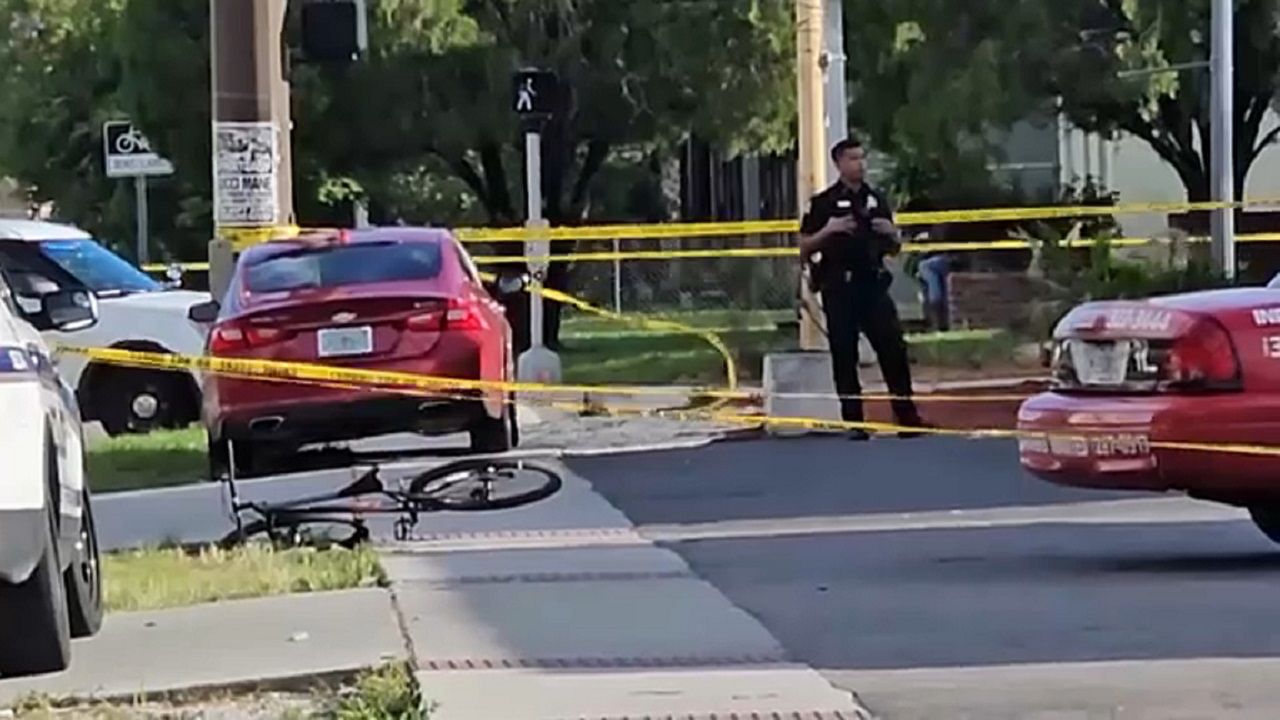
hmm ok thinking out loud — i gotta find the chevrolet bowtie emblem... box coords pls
[331,312,357,323]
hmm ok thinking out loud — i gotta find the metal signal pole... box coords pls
[1210,0,1236,278]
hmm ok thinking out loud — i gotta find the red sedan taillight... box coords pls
[209,322,292,353]
[1051,314,1241,393]
[404,298,483,333]
[1163,317,1241,389]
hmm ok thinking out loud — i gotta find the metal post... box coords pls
[517,128,562,384]
[822,0,847,184]
[526,131,545,350]
[796,0,826,351]
[209,0,295,302]
[612,237,623,314]
[1211,0,1236,278]
[134,176,149,265]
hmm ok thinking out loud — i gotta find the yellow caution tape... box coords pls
[140,195,1280,271]
[142,231,1280,275]
[473,270,739,403]
[216,224,302,251]
[52,343,1280,459]
[452,197,1280,243]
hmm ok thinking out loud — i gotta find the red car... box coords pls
[193,228,520,478]
[1018,287,1280,543]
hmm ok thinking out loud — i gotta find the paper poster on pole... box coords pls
[214,121,279,226]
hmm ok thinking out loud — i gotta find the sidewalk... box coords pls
[383,463,871,719]
[0,589,405,707]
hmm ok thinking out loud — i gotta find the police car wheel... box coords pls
[97,369,180,437]
[0,493,72,677]
[65,487,103,639]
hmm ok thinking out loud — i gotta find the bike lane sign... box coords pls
[103,120,174,178]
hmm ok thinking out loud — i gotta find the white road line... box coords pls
[639,497,1248,543]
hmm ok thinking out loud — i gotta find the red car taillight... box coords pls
[446,298,484,331]
[1050,315,1241,393]
[405,299,483,332]
[1163,317,1241,389]
[209,322,291,353]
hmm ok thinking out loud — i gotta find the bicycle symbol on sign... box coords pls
[114,126,153,155]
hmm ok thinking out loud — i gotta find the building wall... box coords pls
[0,178,28,216]
[1061,110,1280,238]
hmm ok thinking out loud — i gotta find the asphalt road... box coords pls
[568,436,1280,720]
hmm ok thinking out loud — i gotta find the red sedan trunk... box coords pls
[1018,288,1280,509]
[201,228,515,477]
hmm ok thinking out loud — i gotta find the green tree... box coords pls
[0,0,136,253]
[841,0,1053,206]
[303,0,795,347]
[0,0,795,351]
[113,0,212,260]
[1039,0,1280,201]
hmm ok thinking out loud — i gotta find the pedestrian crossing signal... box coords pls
[513,69,558,118]
[300,0,368,63]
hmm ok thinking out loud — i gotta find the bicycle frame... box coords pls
[221,442,563,547]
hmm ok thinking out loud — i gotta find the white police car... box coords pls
[0,270,103,678]
[0,219,210,436]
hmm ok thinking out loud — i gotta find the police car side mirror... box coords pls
[188,300,221,324]
[31,288,98,333]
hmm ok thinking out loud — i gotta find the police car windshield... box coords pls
[40,239,161,295]
[244,241,444,294]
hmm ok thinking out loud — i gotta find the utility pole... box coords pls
[209,0,295,302]
[1210,0,1236,279]
[796,0,826,351]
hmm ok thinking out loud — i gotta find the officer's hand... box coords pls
[871,217,897,235]
[824,216,857,235]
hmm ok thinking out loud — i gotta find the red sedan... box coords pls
[1018,287,1280,543]
[194,228,519,478]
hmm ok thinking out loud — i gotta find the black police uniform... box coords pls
[800,181,922,429]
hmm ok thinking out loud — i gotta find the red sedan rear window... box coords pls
[244,241,444,293]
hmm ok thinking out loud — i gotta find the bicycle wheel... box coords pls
[407,459,562,512]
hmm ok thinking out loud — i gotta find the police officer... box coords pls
[799,137,926,440]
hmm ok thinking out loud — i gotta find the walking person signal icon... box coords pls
[511,69,557,119]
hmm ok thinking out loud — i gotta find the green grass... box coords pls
[561,323,1025,386]
[907,329,1022,370]
[562,327,793,385]
[562,309,792,337]
[103,543,386,613]
[86,426,208,494]
[325,663,431,719]
[11,663,429,719]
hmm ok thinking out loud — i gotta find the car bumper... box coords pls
[1018,391,1280,501]
[213,392,486,446]
[0,509,45,585]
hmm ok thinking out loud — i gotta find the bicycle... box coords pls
[218,453,564,550]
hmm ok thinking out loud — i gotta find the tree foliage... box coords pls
[0,0,134,251]
[845,0,1280,204]
[1039,0,1280,200]
[0,0,796,307]
[842,0,1055,206]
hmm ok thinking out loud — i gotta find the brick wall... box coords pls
[947,272,1041,330]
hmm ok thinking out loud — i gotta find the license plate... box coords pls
[317,326,373,358]
[1069,340,1130,385]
